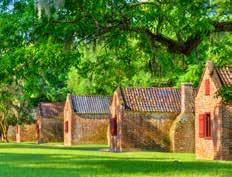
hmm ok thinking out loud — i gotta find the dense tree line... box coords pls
[0,0,231,141]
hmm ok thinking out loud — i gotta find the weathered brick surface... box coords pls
[110,88,123,152]
[64,96,72,146]
[7,126,16,141]
[170,84,195,153]
[195,62,222,160]
[121,112,178,151]
[170,113,195,152]
[221,105,232,160]
[195,61,232,160]
[20,124,37,142]
[8,124,37,142]
[38,117,63,143]
[36,102,64,143]
[8,118,63,143]
[71,114,109,144]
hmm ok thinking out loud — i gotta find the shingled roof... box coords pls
[120,87,182,113]
[216,66,232,86]
[38,102,64,118]
[71,96,111,114]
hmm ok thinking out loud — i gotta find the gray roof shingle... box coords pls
[38,102,64,118]
[71,96,111,114]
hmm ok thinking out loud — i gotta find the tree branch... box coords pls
[128,21,232,55]
[213,21,232,32]
[52,13,232,55]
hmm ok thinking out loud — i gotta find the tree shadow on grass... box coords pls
[0,152,231,177]
[0,143,108,151]
[0,143,193,154]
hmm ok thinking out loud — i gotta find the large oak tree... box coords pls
[37,0,232,55]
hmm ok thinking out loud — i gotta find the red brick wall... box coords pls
[170,113,195,152]
[170,84,195,153]
[7,126,16,141]
[110,88,123,152]
[221,105,232,160]
[71,114,109,144]
[20,124,37,142]
[64,95,72,146]
[121,112,178,151]
[8,124,37,142]
[38,117,63,143]
[8,118,63,143]
[110,88,180,151]
[195,62,225,160]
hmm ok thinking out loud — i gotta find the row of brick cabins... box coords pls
[10,85,195,153]
[8,102,64,143]
[8,61,231,160]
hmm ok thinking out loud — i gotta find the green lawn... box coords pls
[0,143,231,177]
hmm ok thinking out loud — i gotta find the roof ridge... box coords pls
[122,87,180,89]
[215,64,232,69]
[71,95,111,114]
[39,102,64,104]
[71,95,111,98]
[37,102,64,118]
[119,87,131,110]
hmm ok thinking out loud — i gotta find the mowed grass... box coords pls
[0,143,231,177]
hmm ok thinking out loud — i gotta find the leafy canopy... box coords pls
[0,0,231,131]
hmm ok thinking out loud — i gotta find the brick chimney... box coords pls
[181,83,194,114]
[170,82,195,153]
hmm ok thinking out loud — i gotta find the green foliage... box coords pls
[176,65,203,87]
[0,0,231,133]
[208,33,232,67]
[67,67,92,95]
[66,41,156,95]
[217,86,232,104]
[0,83,33,142]
[0,0,80,134]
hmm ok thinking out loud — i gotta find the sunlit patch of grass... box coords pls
[0,143,231,177]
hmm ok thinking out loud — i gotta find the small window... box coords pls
[110,117,117,136]
[205,113,211,138]
[199,114,205,138]
[64,121,69,133]
[205,79,210,96]
[198,113,211,138]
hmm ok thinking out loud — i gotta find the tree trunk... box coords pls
[2,130,8,143]
[0,121,9,143]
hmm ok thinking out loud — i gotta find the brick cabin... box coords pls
[7,108,37,142]
[110,85,195,152]
[64,94,111,146]
[195,61,232,160]
[8,123,37,143]
[36,102,64,143]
